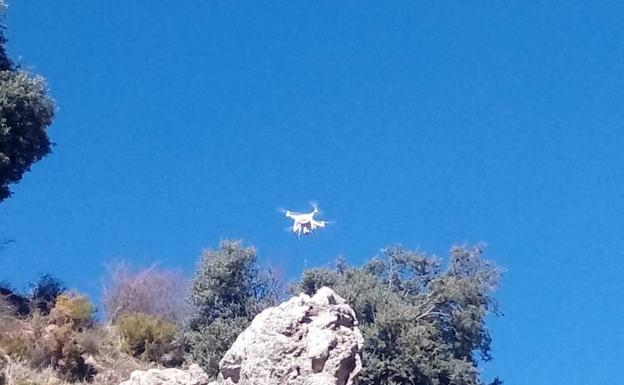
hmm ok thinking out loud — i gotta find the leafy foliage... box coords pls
[0,275,173,383]
[34,320,95,382]
[117,312,176,362]
[0,6,55,203]
[51,292,94,328]
[295,244,502,385]
[0,1,10,72]
[183,239,279,376]
[1,241,503,385]
[1,275,66,318]
[30,274,65,315]
[0,291,98,383]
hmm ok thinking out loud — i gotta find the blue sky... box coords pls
[1,1,624,384]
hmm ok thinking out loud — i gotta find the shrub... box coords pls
[183,316,248,375]
[0,334,31,360]
[52,293,94,328]
[0,284,30,317]
[34,314,96,381]
[102,262,187,324]
[38,322,73,366]
[183,240,279,376]
[89,324,154,384]
[14,292,98,381]
[2,359,89,385]
[76,329,100,356]
[57,339,96,382]
[117,313,176,362]
[30,274,65,315]
[294,244,502,385]
[0,284,98,382]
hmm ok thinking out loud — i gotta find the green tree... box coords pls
[30,273,66,315]
[183,240,279,376]
[0,2,55,203]
[295,244,502,385]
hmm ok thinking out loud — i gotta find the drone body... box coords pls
[284,206,327,238]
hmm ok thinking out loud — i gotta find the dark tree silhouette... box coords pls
[0,281,29,316]
[30,273,66,315]
[0,3,55,202]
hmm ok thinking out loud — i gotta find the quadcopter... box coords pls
[283,204,328,239]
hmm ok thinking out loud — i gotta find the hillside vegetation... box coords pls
[1,240,502,385]
[0,3,503,383]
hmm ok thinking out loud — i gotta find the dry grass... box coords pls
[0,299,25,335]
[3,360,128,385]
[0,297,13,323]
[1,281,186,385]
[5,359,70,385]
[73,324,152,385]
[1,316,152,385]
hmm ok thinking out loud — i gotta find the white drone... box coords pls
[283,204,328,239]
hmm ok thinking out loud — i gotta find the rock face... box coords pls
[119,364,210,385]
[211,287,364,385]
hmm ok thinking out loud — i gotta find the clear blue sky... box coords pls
[1,1,623,384]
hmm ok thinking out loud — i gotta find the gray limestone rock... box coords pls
[119,364,210,385]
[211,287,364,385]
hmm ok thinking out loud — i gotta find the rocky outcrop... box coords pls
[210,287,364,385]
[119,364,210,385]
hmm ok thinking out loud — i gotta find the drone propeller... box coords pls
[277,207,301,217]
[320,219,336,227]
[308,200,326,215]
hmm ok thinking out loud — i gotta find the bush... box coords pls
[0,334,31,360]
[183,316,248,375]
[294,244,502,385]
[9,292,98,381]
[52,293,94,328]
[57,339,96,382]
[183,239,279,376]
[33,312,96,381]
[117,313,176,362]
[0,283,99,382]
[0,284,30,317]
[76,329,100,356]
[30,274,65,315]
[102,262,188,324]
